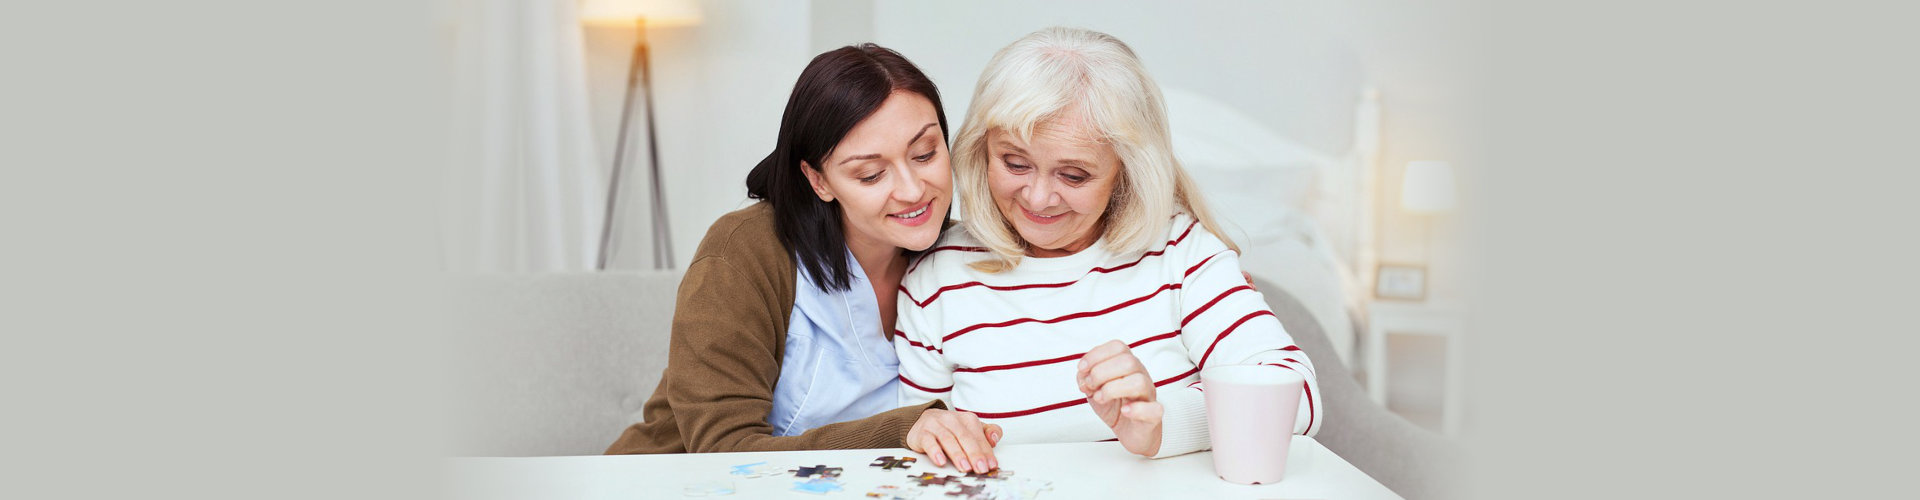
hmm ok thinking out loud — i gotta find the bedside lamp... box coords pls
[582,0,702,270]
[1378,161,1457,302]
[1400,160,1456,214]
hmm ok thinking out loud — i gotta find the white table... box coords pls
[445,436,1401,499]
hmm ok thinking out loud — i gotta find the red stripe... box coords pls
[898,374,952,393]
[959,367,1199,419]
[939,283,1182,342]
[908,245,987,273]
[1183,251,1224,278]
[955,330,1181,374]
[1274,357,1315,377]
[1181,285,1254,327]
[901,221,1200,308]
[894,333,943,354]
[1302,380,1316,434]
[1194,310,1279,369]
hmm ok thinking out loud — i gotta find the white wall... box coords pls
[584,0,814,269]
[583,0,1473,289]
[872,0,1364,156]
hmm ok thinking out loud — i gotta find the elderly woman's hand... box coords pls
[1076,339,1163,456]
[906,408,1002,473]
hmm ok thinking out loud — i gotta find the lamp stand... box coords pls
[598,17,673,270]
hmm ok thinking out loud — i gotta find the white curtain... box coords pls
[443,0,604,272]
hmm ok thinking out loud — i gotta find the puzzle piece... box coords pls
[869,455,918,470]
[864,484,922,500]
[791,477,844,495]
[906,472,959,487]
[728,461,779,478]
[945,483,989,499]
[789,465,844,479]
[963,468,1014,480]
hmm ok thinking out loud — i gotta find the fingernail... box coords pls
[932,450,945,466]
[975,459,988,472]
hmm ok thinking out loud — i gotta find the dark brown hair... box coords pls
[745,44,949,292]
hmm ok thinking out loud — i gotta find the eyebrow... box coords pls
[837,123,941,166]
[993,140,1094,169]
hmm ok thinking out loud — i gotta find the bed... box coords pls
[1164,86,1381,367]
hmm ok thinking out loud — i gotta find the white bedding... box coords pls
[1166,87,1369,365]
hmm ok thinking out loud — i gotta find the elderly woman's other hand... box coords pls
[1076,339,1163,456]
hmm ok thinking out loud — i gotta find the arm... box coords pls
[657,256,939,452]
[1165,246,1322,451]
[895,275,1004,473]
[894,285,954,409]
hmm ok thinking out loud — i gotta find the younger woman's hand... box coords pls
[906,408,1003,473]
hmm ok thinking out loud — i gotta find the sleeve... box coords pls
[894,268,955,409]
[644,256,941,453]
[1152,229,1323,458]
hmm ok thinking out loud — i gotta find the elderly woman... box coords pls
[894,27,1321,460]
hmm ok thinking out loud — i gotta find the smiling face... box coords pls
[801,91,952,258]
[984,114,1122,257]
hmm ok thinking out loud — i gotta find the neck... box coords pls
[845,232,904,285]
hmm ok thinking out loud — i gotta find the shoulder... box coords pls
[1163,212,1229,257]
[901,224,991,292]
[684,202,796,290]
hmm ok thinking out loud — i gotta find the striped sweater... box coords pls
[893,214,1321,458]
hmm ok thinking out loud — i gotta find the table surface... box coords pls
[445,435,1402,500]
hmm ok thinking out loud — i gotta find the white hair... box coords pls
[953,27,1236,272]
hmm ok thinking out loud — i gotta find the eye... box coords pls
[1060,173,1088,185]
[1002,155,1031,173]
[859,171,884,184]
[913,150,937,163]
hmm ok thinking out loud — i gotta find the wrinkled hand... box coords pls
[1077,340,1163,456]
[906,408,1002,473]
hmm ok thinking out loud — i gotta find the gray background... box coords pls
[3,1,1916,499]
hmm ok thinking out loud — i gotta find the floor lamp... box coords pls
[583,1,699,270]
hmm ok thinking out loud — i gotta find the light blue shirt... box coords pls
[767,251,903,436]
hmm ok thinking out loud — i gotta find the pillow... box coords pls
[1164,87,1333,245]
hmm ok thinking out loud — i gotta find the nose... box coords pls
[1021,172,1055,210]
[891,163,925,204]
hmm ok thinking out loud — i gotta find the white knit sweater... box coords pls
[894,214,1320,458]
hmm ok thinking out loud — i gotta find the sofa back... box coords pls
[446,271,682,457]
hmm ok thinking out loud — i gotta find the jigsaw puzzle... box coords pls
[788,465,844,479]
[863,484,923,500]
[869,455,918,470]
[790,476,844,495]
[945,483,989,499]
[963,468,1014,480]
[727,461,780,478]
[905,472,960,487]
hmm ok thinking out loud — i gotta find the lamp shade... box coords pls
[1400,160,1456,214]
[579,0,702,27]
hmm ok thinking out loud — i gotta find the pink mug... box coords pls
[1201,364,1305,485]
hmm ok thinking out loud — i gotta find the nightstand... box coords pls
[1364,300,1467,435]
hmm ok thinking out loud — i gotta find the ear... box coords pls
[799,160,835,202]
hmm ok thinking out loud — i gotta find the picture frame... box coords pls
[1374,263,1428,301]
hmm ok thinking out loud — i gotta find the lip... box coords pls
[889,199,934,227]
[1020,206,1065,225]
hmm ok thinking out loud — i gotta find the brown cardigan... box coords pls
[605,202,942,454]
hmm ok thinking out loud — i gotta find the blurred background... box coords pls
[440,0,1475,437]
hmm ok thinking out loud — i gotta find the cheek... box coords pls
[923,160,954,192]
[985,170,1019,204]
